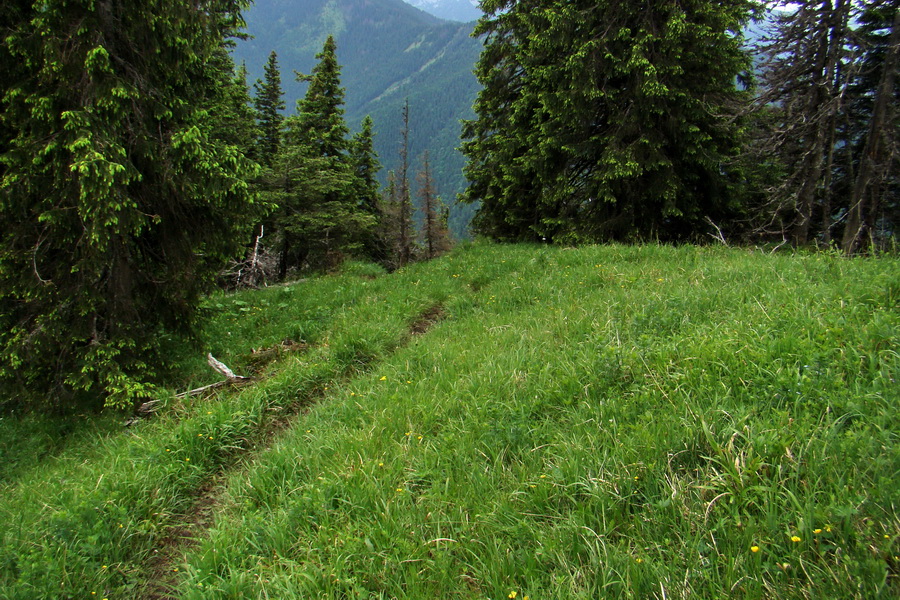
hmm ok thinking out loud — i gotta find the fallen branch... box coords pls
[175,354,253,399]
[704,217,729,246]
[126,356,253,425]
[207,353,237,379]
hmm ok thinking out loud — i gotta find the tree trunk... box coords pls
[842,8,900,254]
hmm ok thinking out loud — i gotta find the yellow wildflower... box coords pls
[790,535,801,543]
[751,545,760,553]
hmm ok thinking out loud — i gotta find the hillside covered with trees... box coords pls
[232,0,482,236]
[1,0,897,420]
[462,0,899,249]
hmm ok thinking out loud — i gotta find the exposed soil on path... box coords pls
[137,303,447,598]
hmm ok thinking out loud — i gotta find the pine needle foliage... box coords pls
[0,0,263,410]
[266,36,376,275]
[252,50,286,166]
[461,0,758,243]
[417,151,453,260]
[350,115,386,262]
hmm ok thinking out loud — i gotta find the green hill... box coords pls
[2,243,898,598]
[232,0,482,236]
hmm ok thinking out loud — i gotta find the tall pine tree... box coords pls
[750,1,899,251]
[0,0,263,409]
[214,60,260,161]
[350,115,385,261]
[417,151,452,260]
[395,100,415,266]
[253,50,286,167]
[841,2,899,253]
[754,1,854,246]
[461,0,757,243]
[267,36,375,274]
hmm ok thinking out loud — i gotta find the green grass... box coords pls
[1,243,898,599]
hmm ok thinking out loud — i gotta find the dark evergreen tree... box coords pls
[750,1,898,251]
[754,0,854,246]
[350,116,382,215]
[461,0,757,243]
[379,170,402,268]
[267,36,375,274]
[841,2,899,253]
[214,61,261,161]
[395,100,415,266]
[0,0,262,409]
[350,115,385,261]
[290,35,350,158]
[417,151,453,259]
[253,50,286,166]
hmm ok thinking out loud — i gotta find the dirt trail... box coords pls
[138,303,446,599]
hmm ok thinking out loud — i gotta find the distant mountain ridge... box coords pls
[403,0,482,22]
[232,0,483,236]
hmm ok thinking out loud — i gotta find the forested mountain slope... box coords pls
[232,0,482,235]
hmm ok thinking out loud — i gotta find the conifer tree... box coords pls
[417,151,453,259]
[379,171,402,268]
[395,100,415,266]
[841,3,899,253]
[461,0,757,243]
[350,115,385,261]
[0,0,262,409]
[214,61,260,161]
[750,1,898,251]
[267,36,374,274]
[253,50,286,166]
[290,35,350,157]
[754,0,854,246]
[350,116,382,215]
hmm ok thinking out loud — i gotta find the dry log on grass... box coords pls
[125,354,253,426]
[175,354,253,399]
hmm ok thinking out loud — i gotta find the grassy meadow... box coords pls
[1,242,898,599]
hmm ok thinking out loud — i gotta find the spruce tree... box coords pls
[268,36,374,274]
[396,100,415,266]
[750,1,899,251]
[379,171,402,269]
[0,0,262,409]
[214,60,261,161]
[461,0,757,243]
[350,116,382,215]
[350,115,385,261]
[754,1,854,246]
[253,50,286,166]
[417,151,452,260]
[290,35,350,158]
[841,3,899,253]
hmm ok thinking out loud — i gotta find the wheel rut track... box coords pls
[138,302,446,599]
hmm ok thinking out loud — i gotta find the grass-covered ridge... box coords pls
[1,243,898,599]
